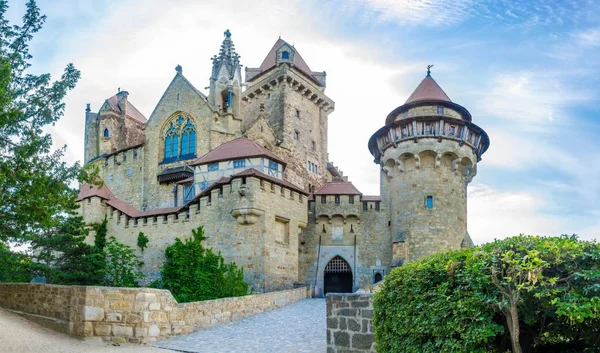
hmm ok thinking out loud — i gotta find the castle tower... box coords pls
[208,29,242,117]
[242,38,334,190]
[84,103,98,162]
[368,68,490,264]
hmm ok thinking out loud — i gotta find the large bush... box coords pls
[374,235,600,353]
[156,226,249,302]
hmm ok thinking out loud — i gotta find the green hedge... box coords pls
[373,235,600,353]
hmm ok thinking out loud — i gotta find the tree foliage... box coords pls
[0,241,33,282]
[137,232,149,252]
[0,0,100,244]
[156,226,249,302]
[374,235,600,353]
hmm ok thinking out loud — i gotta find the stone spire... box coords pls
[208,30,243,116]
[210,29,242,81]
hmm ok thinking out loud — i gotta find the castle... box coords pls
[77,30,490,294]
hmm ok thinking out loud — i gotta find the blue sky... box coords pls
[7,0,600,243]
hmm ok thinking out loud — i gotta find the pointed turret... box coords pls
[405,75,451,104]
[208,29,242,116]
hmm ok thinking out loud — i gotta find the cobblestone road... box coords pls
[155,299,326,353]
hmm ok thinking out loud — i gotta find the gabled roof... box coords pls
[104,94,147,123]
[405,75,451,104]
[249,38,318,84]
[190,137,285,166]
[313,182,362,195]
[76,184,114,201]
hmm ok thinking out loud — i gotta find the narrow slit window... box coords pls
[426,196,434,209]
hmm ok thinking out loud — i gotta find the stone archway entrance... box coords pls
[324,256,353,294]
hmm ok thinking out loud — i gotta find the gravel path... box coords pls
[154,299,326,353]
[0,308,171,353]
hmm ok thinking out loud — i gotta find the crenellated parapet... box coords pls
[241,65,334,113]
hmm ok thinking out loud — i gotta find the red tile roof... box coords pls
[405,76,451,104]
[190,137,286,166]
[76,184,114,201]
[233,168,307,195]
[313,182,362,195]
[105,94,147,123]
[250,38,318,84]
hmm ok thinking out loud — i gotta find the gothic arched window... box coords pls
[162,116,197,163]
[103,128,110,138]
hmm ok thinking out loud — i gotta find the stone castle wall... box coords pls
[326,293,376,352]
[0,283,310,344]
[80,176,307,292]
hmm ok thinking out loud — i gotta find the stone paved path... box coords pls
[155,299,326,353]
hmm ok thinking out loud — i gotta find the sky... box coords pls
[6,0,600,244]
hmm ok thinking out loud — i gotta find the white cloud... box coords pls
[572,27,600,47]
[468,184,560,244]
[352,0,476,26]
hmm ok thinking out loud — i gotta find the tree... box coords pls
[156,226,249,302]
[104,236,144,287]
[373,235,600,353]
[0,0,85,244]
[0,241,33,282]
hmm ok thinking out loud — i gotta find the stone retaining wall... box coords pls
[0,283,310,343]
[326,293,375,352]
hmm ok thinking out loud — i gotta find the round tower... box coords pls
[368,69,489,264]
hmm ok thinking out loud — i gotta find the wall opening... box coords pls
[324,256,353,295]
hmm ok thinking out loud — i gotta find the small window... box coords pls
[267,93,271,100]
[363,202,368,210]
[126,167,132,177]
[349,195,354,204]
[295,109,300,119]
[282,51,290,60]
[437,106,444,114]
[108,174,113,182]
[449,125,456,136]
[233,159,245,168]
[103,128,110,138]
[199,181,208,190]
[426,196,433,209]
[335,195,340,204]
[268,161,278,171]
[133,149,138,159]
[294,130,300,140]
[321,195,326,204]
[311,141,316,150]
[375,202,380,211]
[208,163,219,171]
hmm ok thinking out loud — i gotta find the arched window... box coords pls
[103,128,110,138]
[181,120,196,156]
[162,116,196,163]
[282,51,289,60]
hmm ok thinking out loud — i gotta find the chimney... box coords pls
[117,90,129,116]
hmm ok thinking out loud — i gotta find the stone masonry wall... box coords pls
[326,293,375,353]
[0,283,310,344]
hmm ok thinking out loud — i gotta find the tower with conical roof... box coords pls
[368,69,490,264]
[208,29,242,117]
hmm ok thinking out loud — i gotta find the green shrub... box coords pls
[104,236,144,287]
[374,235,600,353]
[157,226,249,302]
[137,232,149,252]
